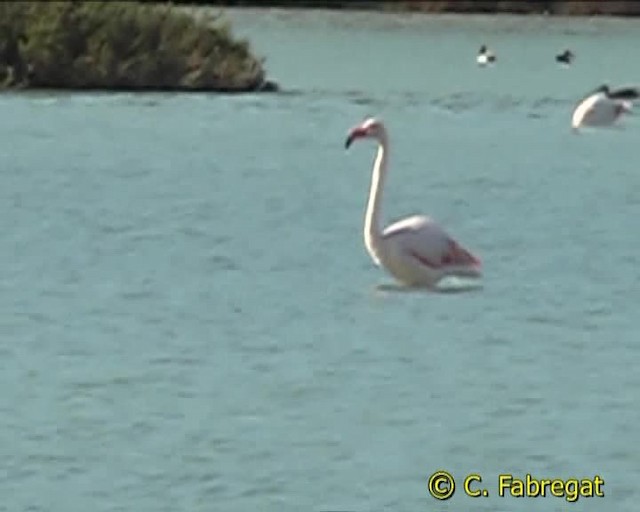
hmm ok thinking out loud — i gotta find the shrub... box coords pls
[0,1,272,91]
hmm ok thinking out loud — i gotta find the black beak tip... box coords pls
[345,137,352,149]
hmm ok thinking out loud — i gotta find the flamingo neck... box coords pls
[364,134,388,260]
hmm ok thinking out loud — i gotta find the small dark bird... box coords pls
[477,45,496,66]
[556,49,574,65]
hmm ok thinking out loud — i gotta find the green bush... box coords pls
[0,1,273,91]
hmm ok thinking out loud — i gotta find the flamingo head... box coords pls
[345,117,385,149]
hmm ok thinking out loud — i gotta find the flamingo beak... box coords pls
[345,134,355,149]
[345,127,366,149]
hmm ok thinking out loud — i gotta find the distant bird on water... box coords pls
[476,45,496,66]
[556,49,574,65]
[571,84,639,131]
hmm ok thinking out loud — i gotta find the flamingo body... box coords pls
[345,118,482,289]
[572,85,638,130]
[379,215,481,287]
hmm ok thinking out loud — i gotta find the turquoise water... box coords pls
[1,9,640,512]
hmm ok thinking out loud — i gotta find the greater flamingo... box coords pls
[344,118,482,289]
[572,84,638,131]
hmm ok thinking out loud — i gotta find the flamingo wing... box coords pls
[382,215,480,270]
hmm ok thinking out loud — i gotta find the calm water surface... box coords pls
[1,9,639,512]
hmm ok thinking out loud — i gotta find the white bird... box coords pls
[344,118,482,289]
[477,45,496,66]
[571,84,639,131]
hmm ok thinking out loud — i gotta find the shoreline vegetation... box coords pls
[0,1,278,93]
[188,1,640,17]
[1,2,636,94]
